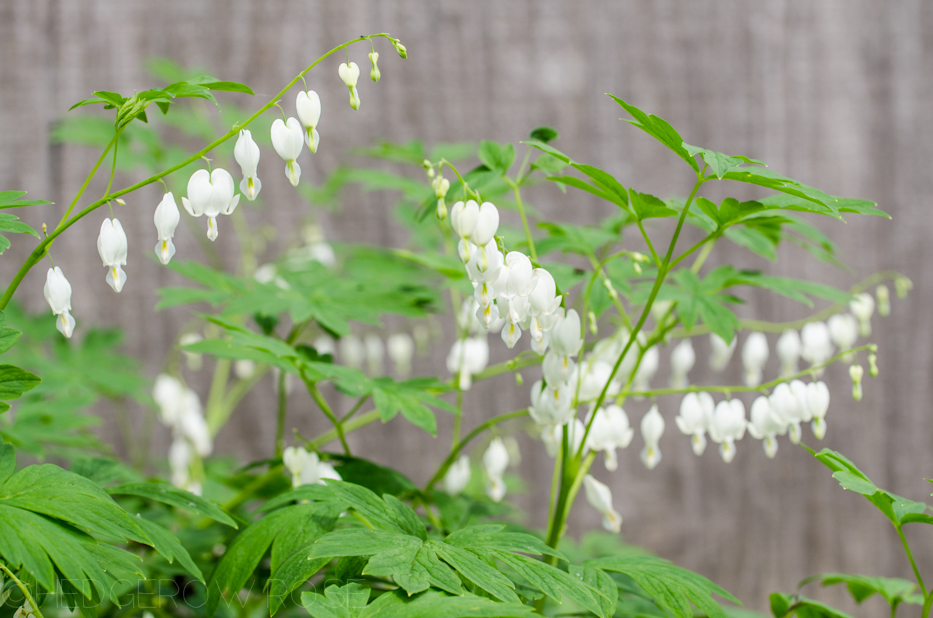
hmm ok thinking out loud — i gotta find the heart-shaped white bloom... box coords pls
[709,399,746,463]
[179,405,212,457]
[168,439,193,489]
[800,322,834,370]
[585,405,634,471]
[541,418,586,458]
[788,379,812,422]
[153,374,185,425]
[528,268,561,316]
[550,309,583,358]
[483,438,509,502]
[451,200,479,242]
[769,382,800,441]
[776,329,801,376]
[849,292,875,336]
[446,337,490,390]
[296,90,322,152]
[807,381,830,439]
[747,396,783,458]
[496,251,535,300]
[44,267,75,338]
[234,359,256,380]
[339,335,365,370]
[97,218,128,293]
[640,405,665,469]
[466,241,503,283]
[271,118,304,186]
[234,129,262,200]
[444,455,471,495]
[584,475,622,533]
[528,379,574,427]
[364,334,385,376]
[709,333,737,372]
[298,451,342,486]
[742,332,769,386]
[182,168,240,241]
[472,202,500,246]
[153,192,180,265]
[338,61,360,87]
[631,345,660,393]
[570,360,620,402]
[670,339,695,388]
[386,333,414,378]
[542,351,576,386]
[283,446,309,482]
[828,313,859,354]
[675,392,715,455]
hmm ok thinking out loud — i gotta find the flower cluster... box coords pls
[153,374,212,495]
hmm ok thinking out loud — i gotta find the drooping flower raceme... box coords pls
[483,437,509,502]
[709,399,746,463]
[776,329,801,376]
[584,405,634,471]
[44,266,75,338]
[153,192,180,265]
[742,332,769,387]
[583,475,622,533]
[850,292,875,336]
[747,396,785,458]
[296,90,322,153]
[709,333,737,372]
[640,405,665,469]
[271,117,304,187]
[153,374,212,494]
[670,339,695,388]
[675,392,715,456]
[444,455,471,495]
[446,336,490,390]
[97,218,128,293]
[338,61,361,110]
[182,168,240,241]
[234,129,262,200]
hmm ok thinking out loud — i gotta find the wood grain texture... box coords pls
[1,1,931,612]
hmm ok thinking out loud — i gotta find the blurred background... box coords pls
[1,1,932,613]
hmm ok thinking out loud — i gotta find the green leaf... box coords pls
[529,127,559,143]
[268,546,331,615]
[607,95,698,171]
[477,141,516,175]
[683,144,766,179]
[201,80,254,95]
[589,555,739,618]
[569,564,618,617]
[301,582,372,618]
[330,456,417,497]
[630,190,678,221]
[431,541,522,603]
[303,587,537,618]
[134,517,204,582]
[108,481,237,527]
[326,480,404,532]
[0,443,14,484]
[522,140,572,164]
[801,573,919,607]
[769,593,854,618]
[0,365,40,400]
[810,448,901,525]
[492,552,608,617]
[721,168,843,219]
[445,524,564,559]
[0,191,52,209]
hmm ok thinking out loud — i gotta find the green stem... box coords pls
[209,366,269,436]
[303,410,381,449]
[0,33,397,310]
[468,353,542,383]
[275,371,288,457]
[0,563,45,618]
[922,592,932,618]
[103,126,123,198]
[205,358,231,431]
[342,394,370,423]
[57,134,117,225]
[223,466,282,511]
[507,177,536,260]
[635,219,660,266]
[451,390,463,448]
[896,524,927,596]
[689,237,716,273]
[424,409,528,492]
[306,381,350,455]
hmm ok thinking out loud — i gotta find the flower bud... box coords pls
[868,352,879,377]
[588,310,598,335]
[603,278,618,300]
[368,51,380,82]
[849,364,864,401]
[895,276,912,299]
[876,284,890,316]
[392,39,407,58]
[436,198,447,220]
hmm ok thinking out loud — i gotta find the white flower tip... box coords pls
[106,266,127,293]
[286,161,301,186]
[57,310,76,338]
[207,217,219,242]
[155,239,176,265]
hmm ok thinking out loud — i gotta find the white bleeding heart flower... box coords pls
[234,359,256,380]
[528,379,574,427]
[776,329,801,376]
[789,379,813,422]
[709,399,746,463]
[528,268,561,316]
[446,337,490,390]
[747,396,784,458]
[182,168,240,241]
[471,202,500,246]
[283,446,308,487]
[496,251,535,301]
[640,405,665,469]
[670,339,695,388]
[466,241,503,283]
[364,334,385,376]
[570,360,620,402]
[807,381,830,439]
[296,90,322,152]
[583,475,622,533]
[849,292,875,336]
[768,382,800,442]
[451,200,479,245]
[631,345,660,394]
[97,217,128,293]
[271,117,304,186]
[709,333,737,372]
[742,332,769,387]
[339,335,365,370]
[585,405,634,471]
[800,322,834,373]
[153,192,180,265]
[444,455,471,495]
[233,129,262,200]
[483,438,509,502]
[386,333,414,378]
[338,61,361,109]
[550,309,583,358]
[299,451,342,486]
[542,351,576,386]
[828,313,859,358]
[675,392,715,456]
[541,418,586,458]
